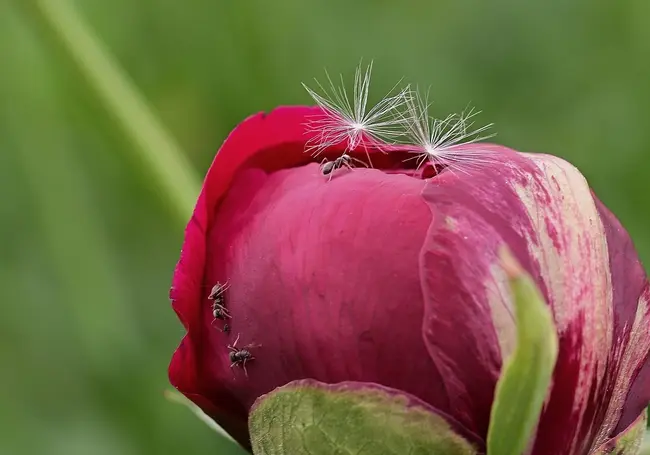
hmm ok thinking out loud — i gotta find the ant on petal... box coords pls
[228,334,261,377]
[320,154,368,180]
[208,281,232,326]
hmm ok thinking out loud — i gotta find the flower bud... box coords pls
[169,106,650,454]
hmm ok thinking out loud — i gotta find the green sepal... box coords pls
[249,380,479,455]
[486,248,559,455]
[593,411,647,455]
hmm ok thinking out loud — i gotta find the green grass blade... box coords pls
[20,0,201,225]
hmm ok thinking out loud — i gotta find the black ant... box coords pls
[209,282,231,324]
[228,334,260,377]
[221,323,231,334]
[211,302,231,321]
[208,282,228,306]
[320,154,367,180]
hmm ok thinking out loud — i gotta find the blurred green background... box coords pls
[1,0,649,454]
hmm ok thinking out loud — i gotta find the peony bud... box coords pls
[169,105,649,454]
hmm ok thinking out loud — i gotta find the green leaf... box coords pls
[594,411,647,455]
[249,380,479,455]
[486,247,559,455]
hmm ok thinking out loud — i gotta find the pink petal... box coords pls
[589,198,650,443]
[202,162,451,417]
[169,105,447,442]
[419,145,531,437]
[419,145,649,452]
[169,106,334,442]
[170,106,323,323]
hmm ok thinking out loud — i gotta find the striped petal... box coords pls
[419,145,649,452]
[592,411,647,455]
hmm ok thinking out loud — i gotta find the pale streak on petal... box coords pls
[511,153,614,453]
[518,153,612,335]
[446,213,516,359]
[591,410,647,455]
[592,285,650,451]
[486,263,516,360]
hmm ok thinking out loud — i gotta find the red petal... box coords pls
[169,106,327,432]
[169,106,447,439]
[419,145,533,437]
[202,163,450,415]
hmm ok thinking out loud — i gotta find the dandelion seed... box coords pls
[302,61,410,161]
[402,88,496,176]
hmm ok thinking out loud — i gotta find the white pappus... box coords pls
[302,61,411,161]
[401,88,496,175]
[302,62,496,178]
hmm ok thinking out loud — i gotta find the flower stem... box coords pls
[22,0,201,226]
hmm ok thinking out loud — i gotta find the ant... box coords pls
[320,154,367,180]
[228,334,260,377]
[209,282,231,324]
[211,302,231,321]
[209,282,229,306]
